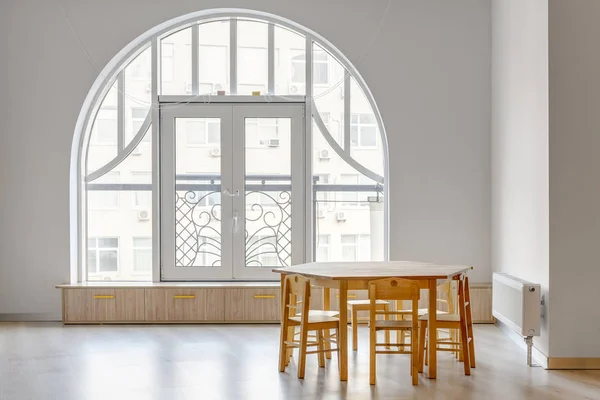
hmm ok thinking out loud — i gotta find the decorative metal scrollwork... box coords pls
[175,190,221,267]
[245,190,291,267]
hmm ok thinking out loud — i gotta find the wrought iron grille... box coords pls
[87,174,383,268]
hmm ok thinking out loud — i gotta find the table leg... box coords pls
[338,280,348,381]
[428,279,437,379]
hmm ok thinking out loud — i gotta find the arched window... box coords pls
[72,9,388,282]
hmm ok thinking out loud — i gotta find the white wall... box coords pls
[491,1,550,355]
[548,0,600,358]
[0,0,491,319]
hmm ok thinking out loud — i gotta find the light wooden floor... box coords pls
[0,323,598,400]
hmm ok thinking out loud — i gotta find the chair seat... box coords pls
[373,319,413,329]
[419,313,460,322]
[347,299,389,306]
[308,310,340,317]
[397,308,449,315]
[290,313,339,324]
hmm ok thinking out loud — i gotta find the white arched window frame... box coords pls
[71,9,389,282]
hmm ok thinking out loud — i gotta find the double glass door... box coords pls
[160,103,305,280]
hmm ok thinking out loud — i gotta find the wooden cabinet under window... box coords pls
[145,288,225,322]
[225,288,280,321]
[63,288,145,323]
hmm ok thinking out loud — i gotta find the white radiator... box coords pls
[492,273,541,337]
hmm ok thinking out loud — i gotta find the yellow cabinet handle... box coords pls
[174,295,196,299]
[94,295,115,299]
[336,294,357,299]
[254,295,276,299]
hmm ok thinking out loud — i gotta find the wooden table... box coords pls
[273,261,472,381]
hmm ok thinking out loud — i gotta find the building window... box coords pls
[341,234,370,262]
[132,171,152,208]
[290,50,305,83]
[92,108,117,144]
[130,48,151,80]
[88,171,120,209]
[290,49,328,85]
[313,49,329,85]
[316,234,330,261]
[133,237,152,272]
[350,113,378,148]
[340,174,371,206]
[131,108,149,142]
[185,119,220,145]
[161,43,175,81]
[88,237,119,273]
[245,118,278,147]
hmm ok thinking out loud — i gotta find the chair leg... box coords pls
[411,326,419,386]
[278,320,289,372]
[351,307,358,351]
[418,321,426,373]
[297,326,310,379]
[323,328,332,360]
[336,328,341,374]
[384,304,390,349]
[458,279,471,376]
[286,326,294,365]
[369,326,376,385]
[399,316,406,348]
[464,277,476,368]
[317,330,325,368]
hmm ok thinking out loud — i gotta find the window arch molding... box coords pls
[70,8,390,281]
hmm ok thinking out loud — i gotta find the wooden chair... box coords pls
[279,275,340,379]
[418,276,476,376]
[394,281,454,346]
[368,278,420,386]
[347,299,390,351]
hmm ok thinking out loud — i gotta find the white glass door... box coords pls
[161,105,233,280]
[232,105,305,280]
[161,102,305,280]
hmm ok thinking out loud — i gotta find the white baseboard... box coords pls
[496,320,549,369]
[0,313,62,322]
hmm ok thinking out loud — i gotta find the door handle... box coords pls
[233,212,238,232]
[222,188,239,197]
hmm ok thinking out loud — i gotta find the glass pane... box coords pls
[87,81,118,174]
[175,118,222,267]
[161,28,191,95]
[86,131,153,282]
[99,250,119,272]
[350,78,383,175]
[312,120,385,262]
[124,46,151,146]
[245,118,291,268]
[198,21,230,94]
[237,20,268,95]
[274,25,306,95]
[313,43,344,148]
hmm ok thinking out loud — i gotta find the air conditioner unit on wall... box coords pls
[336,211,346,222]
[319,149,330,160]
[211,147,221,157]
[317,209,326,219]
[267,138,280,147]
[137,210,150,221]
[289,83,304,94]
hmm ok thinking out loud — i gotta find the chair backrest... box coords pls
[369,278,420,301]
[282,274,311,323]
[436,281,455,313]
[369,278,421,324]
